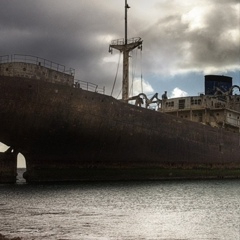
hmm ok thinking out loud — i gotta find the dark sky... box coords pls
[0,0,239,97]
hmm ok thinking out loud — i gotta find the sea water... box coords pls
[0,169,240,240]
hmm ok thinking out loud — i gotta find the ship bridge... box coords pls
[160,94,240,132]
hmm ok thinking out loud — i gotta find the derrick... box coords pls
[109,0,143,102]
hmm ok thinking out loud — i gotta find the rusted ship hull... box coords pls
[1,75,240,183]
[0,148,18,183]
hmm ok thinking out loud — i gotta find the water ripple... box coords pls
[0,171,240,240]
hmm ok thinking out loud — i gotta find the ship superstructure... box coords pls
[159,75,240,133]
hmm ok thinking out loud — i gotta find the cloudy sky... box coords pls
[0,0,239,99]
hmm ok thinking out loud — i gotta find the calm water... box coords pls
[0,169,240,240]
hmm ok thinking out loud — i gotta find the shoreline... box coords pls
[0,234,22,240]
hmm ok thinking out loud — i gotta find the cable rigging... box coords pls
[111,42,143,100]
[140,49,143,93]
[129,48,138,97]
[111,52,122,97]
[129,47,143,97]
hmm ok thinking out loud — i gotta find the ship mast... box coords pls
[109,0,143,102]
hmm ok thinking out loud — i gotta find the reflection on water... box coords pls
[0,169,240,240]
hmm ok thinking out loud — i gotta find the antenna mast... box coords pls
[125,0,128,45]
[109,0,143,102]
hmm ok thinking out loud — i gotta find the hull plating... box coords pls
[1,76,240,182]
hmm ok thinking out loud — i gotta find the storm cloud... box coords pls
[139,0,240,75]
[0,0,239,96]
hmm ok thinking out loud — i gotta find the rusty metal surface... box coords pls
[0,75,240,182]
[0,147,18,183]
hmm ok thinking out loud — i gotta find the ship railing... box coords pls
[0,54,75,76]
[74,79,105,94]
[0,55,9,63]
[110,37,142,46]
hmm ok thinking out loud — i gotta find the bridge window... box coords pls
[166,101,174,107]
[179,99,185,109]
[191,99,201,105]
